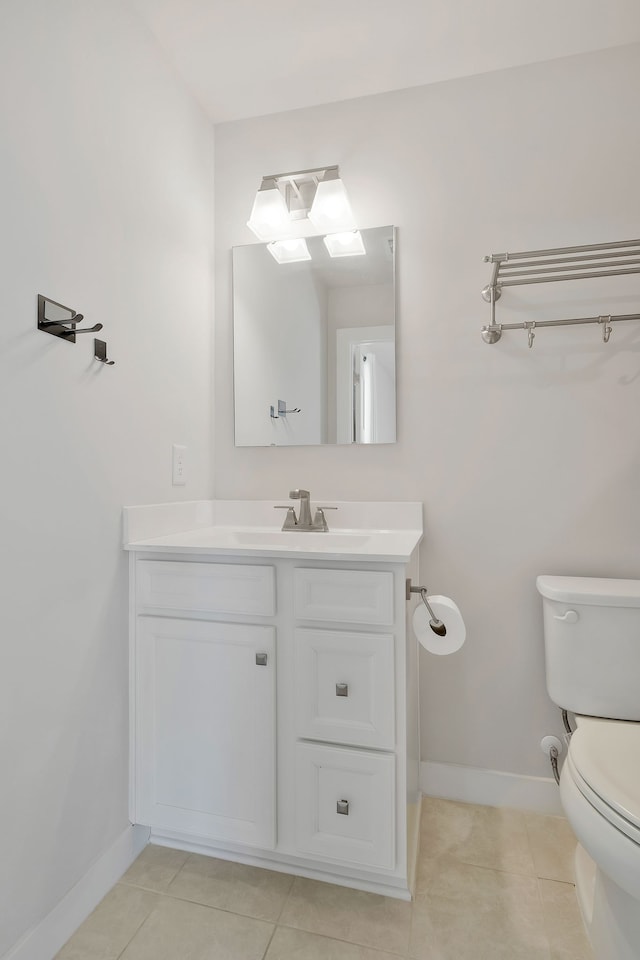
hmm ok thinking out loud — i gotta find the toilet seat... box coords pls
[569,717,640,842]
[561,718,640,906]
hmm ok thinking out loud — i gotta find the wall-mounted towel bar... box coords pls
[480,239,640,346]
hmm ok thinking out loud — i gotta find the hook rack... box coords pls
[270,399,301,419]
[38,294,103,344]
[94,338,115,366]
[480,239,640,346]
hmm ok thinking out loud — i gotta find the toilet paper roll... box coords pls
[413,595,466,655]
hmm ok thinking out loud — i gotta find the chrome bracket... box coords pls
[481,324,502,344]
[481,284,502,304]
[270,399,302,419]
[599,315,613,343]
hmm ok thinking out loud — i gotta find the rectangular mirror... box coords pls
[232,225,396,446]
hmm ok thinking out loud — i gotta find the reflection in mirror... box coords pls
[233,225,396,446]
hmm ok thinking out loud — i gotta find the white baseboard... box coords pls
[3,823,150,960]
[420,761,564,816]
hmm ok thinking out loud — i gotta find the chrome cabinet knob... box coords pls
[335,683,349,697]
[255,653,268,666]
[336,799,349,815]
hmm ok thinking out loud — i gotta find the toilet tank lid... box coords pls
[536,575,640,607]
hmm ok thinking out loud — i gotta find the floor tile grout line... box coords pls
[273,921,410,957]
[273,874,296,925]
[275,918,411,957]
[162,851,192,894]
[259,922,279,959]
[118,879,289,925]
[416,850,576,885]
[415,855,550,884]
[111,904,158,960]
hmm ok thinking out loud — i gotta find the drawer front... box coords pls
[295,628,395,749]
[295,742,395,869]
[137,560,275,616]
[294,568,394,625]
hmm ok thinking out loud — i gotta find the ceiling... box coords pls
[130,0,640,123]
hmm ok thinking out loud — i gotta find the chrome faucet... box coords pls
[274,490,337,532]
[290,489,312,527]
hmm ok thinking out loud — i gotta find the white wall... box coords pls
[0,2,214,954]
[214,44,640,780]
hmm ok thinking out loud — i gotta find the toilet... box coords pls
[537,575,640,960]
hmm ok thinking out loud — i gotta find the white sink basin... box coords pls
[231,530,371,548]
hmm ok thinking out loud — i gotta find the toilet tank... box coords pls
[537,575,640,721]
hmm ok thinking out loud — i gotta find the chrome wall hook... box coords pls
[270,399,301,419]
[599,315,613,343]
[94,339,115,365]
[526,321,536,348]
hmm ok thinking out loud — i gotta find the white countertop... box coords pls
[123,500,423,563]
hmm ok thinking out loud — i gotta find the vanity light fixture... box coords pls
[267,238,312,264]
[323,230,366,258]
[247,165,356,241]
[246,177,291,241]
[308,169,356,233]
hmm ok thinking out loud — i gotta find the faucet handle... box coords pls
[274,505,298,529]
[313,506,337,532]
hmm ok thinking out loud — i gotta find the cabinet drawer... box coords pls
[294,568,394,625]
[136,560,275,616]
[295,628,395,749]
[295,742,395,869]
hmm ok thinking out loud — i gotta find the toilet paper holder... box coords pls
[406,579,447,637]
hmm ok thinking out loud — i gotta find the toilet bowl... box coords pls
[537,576,640,960]
[560,718,640,960]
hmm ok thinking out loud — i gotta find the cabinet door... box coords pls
[135,617,276,848]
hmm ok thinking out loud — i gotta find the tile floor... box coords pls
[55,797,594,960]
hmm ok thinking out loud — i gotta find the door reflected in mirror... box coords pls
[232,225,396,446]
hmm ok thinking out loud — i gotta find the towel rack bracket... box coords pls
[481,325,502,344]
[481,284,502,304]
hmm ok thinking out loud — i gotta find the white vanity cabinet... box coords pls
[127,504,422,900]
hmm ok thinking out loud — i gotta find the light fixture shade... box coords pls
[247,184,291,240]
[308,177,356,232]
[267,238,312,264]
[323,230,366,258]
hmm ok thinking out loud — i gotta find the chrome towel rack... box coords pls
[481,239,640,346]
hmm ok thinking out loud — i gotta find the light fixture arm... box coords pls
[259,164,338,185]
